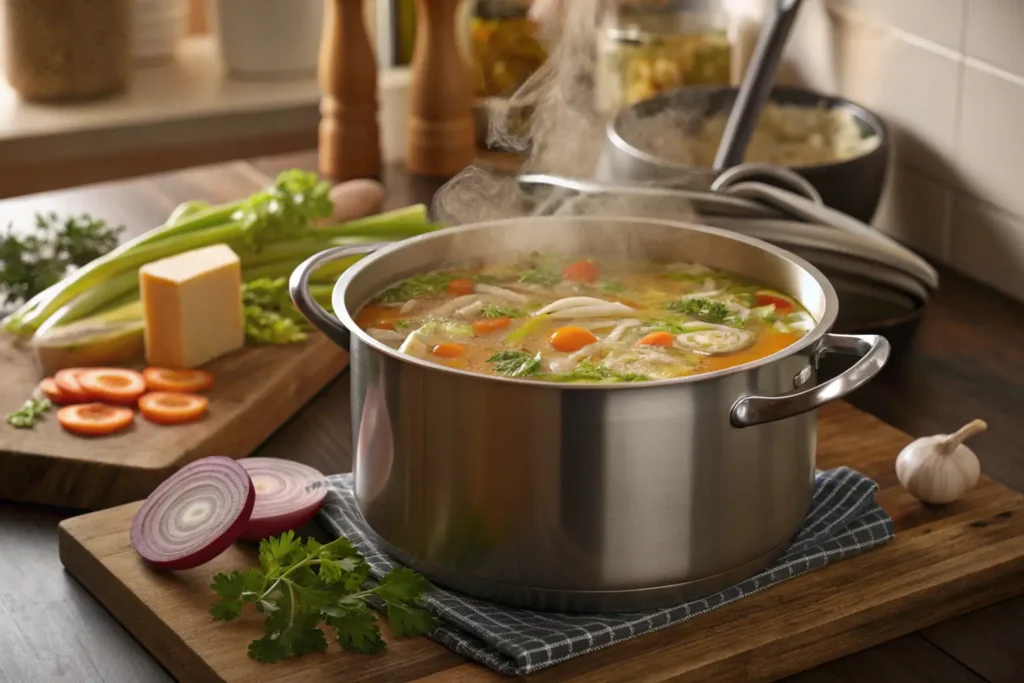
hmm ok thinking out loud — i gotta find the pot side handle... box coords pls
[730,333,891,428]
[288,244,386,350]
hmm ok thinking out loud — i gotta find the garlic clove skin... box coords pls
[895,419,986,505]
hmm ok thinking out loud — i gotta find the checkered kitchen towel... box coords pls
[318,467,894,676]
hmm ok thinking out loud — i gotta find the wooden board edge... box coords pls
[57,521,223,683]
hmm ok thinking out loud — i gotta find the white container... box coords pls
[133,0,188,63]
[213,0,324,79]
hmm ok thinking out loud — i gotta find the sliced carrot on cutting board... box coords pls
[53,368,91,402]
[138,392,209,425]
[78,368,147,405]
[39,377,75,404]
[142,367,214,394]
[57,403,134,436]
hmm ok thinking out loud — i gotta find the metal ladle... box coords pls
[712,0,806,172]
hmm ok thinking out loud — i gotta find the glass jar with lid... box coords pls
[596,0,732,113]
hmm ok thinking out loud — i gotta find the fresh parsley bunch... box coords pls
[210,532,435,663]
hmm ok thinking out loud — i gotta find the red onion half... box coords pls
[239,458,328,541]
[130,456,255,570]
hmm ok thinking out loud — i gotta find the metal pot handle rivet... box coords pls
[730,333,891,428]
[288,244,385,350]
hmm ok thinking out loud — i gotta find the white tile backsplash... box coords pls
[830,0,966,52]
[873,163,951,261]
[957,64,1024,219]
[949,194,1024,302]
[965,0,1024,76]
[786,0,1024,303]
[829,19,962,184]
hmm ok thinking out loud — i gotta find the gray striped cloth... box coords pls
[318,467,893,676]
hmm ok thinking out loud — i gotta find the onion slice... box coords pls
[239,458,329,541]
[130,456,255,570]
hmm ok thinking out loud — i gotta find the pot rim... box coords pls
[331,216,839,390]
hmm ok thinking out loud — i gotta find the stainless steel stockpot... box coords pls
[289,216,890,612]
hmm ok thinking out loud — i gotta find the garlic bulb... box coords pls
[895,419,987,504]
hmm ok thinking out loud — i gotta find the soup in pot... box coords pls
[355,254,815,383]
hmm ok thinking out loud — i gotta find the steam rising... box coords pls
[432,0,702,230]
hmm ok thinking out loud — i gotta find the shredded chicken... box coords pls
[429,295,478,317]
[474,283,528,304]
[455,300,484,318]
[367,328,404,343]
[399,299,418,314]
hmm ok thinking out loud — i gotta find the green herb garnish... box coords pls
[1,213,124,307]
[518,268,561,286]
[5,396,51,429]
[556,360,648,383]
[481,303,523,319]
[378,272,458,304]
[487,350,542,377]
[210,532,434,662]
[667,297,729,323]
[243,278,308,344]
[598,280,626,294]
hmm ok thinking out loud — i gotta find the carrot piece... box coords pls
[472,317,510,335]
[446,278,475,296]
[377,320,396,331]
[549,326,598,352]
[431,342,466,358]
[563,261,600,284]
[54,368,91,402]
[755,291,795,313]
[77,368,147,405]
[138,392,209,425]
[56,403,134,436]
[39,377,74,404]
[637,331,674,347]
[142,367,214,393]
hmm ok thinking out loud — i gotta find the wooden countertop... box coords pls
[1,152,1022,682]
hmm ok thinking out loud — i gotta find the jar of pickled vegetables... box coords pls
[596,0,732,113]
[469,0,547,99]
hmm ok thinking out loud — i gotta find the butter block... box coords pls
[139,244,245,369]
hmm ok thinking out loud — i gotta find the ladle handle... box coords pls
[289,244,386,350]
[713,0,805,172]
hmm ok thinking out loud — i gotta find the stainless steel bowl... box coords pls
[290,216,890,612]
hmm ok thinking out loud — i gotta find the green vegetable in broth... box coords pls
[359,255,813,384]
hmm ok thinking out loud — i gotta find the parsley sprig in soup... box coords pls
[355,254,815,383]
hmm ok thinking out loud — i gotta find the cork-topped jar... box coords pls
[4,0,132,102]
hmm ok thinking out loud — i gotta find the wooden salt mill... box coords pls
[318,0,381,181]
[406,0,476,177]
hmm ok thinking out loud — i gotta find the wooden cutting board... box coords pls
[57,401,1024,682]
[0,333,347,510]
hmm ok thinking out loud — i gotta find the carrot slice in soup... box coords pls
[39,377,74,404]
[142,367,214,393]
[139,392,209,425]
[637,331,674,347]
[78,368,147,405]
[431,342,466,358]
[446,279,475,296]
[54,368,91,402]
[563,261,600,284]
[57,403,134,436]
[754,291,795,313]
[473,317,510,335]
[549,326,597,352]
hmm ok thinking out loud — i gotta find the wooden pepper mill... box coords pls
[406,0,476,177]
[318,0,382,181]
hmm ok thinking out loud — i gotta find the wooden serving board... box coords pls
[0,333,348,510]
[57,402,1024,683]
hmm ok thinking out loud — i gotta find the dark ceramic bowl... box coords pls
[602,85,891,224]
